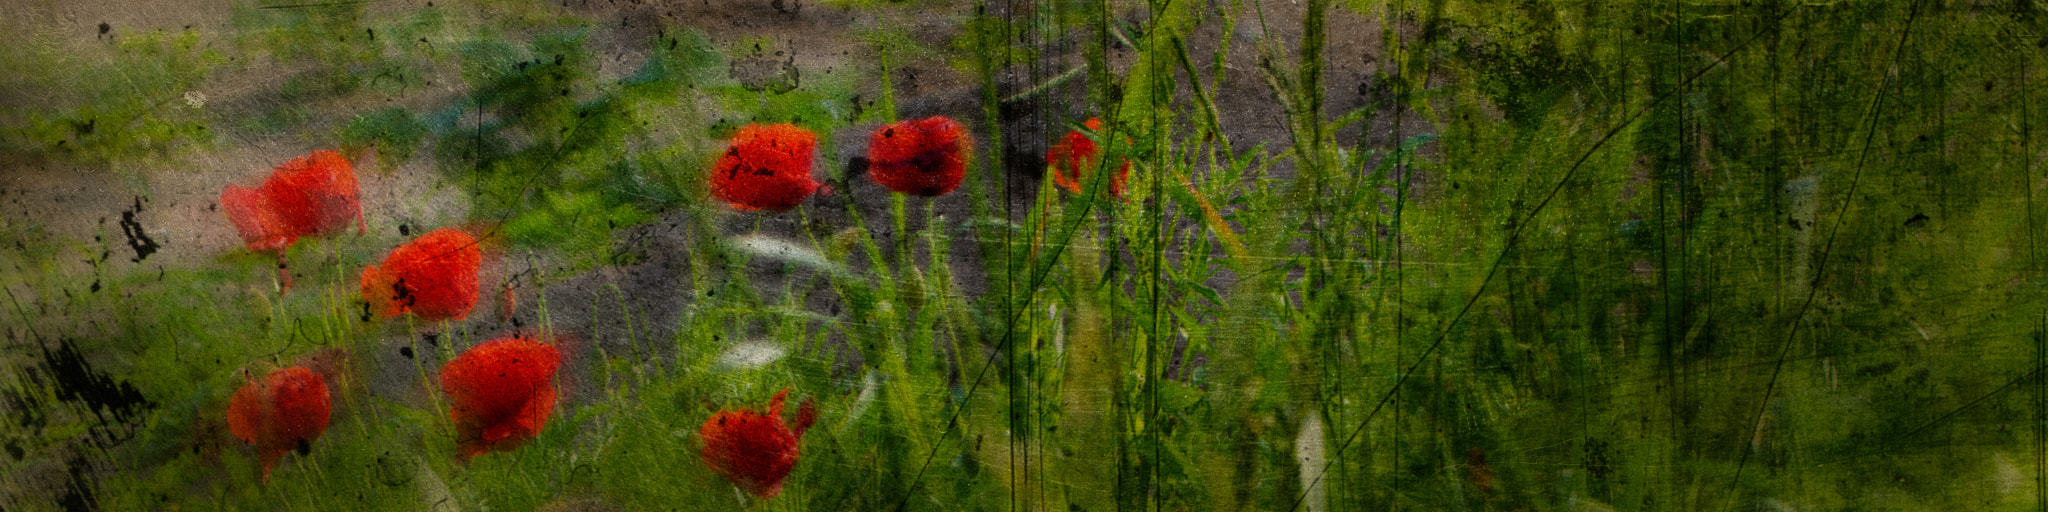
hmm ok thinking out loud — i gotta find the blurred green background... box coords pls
[2,0,2045,510]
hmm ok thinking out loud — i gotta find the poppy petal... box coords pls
[1046,118,1131,197]
[868,116,970,197]
[220,184,297,254]
[263,150,362,236]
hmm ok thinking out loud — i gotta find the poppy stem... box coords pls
[275,252,293,295]
[832,182,892,293]
[533,254,555,340]
[876,37,897,124]
[407,316,451,439]
[922,197,941,276]
[440,320,459,361]
[500,282,517,325]
[891,193,910,273]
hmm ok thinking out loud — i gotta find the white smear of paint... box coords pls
[1296,410,1326,512]
[726,234,844,276]
[837,370,879,436]
[716,341,786,370]
[417,460,459,512]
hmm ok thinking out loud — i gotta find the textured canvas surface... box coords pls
[1,1,2044,510]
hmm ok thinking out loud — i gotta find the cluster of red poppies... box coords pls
[218,151,524,478]
[214,150,824,497]
[709,116,1130,212]
[217,114,1118,491]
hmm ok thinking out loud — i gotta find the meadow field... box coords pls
[2,1,2045,510]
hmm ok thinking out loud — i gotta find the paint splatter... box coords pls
[38,338,152,442]
[118,197,159,263]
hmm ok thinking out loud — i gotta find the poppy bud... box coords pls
[227,366,330,481]
[441,337,561,459]
[709,123,820,212]
[1046,118,1131,197]
[700,388,814,499]
[361,228,482,322]
[868,116,971,197]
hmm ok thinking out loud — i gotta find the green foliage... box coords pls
[338,107,428,169]
[0,28,222,164]
[432,28,724,266]
[952,16,1039,73]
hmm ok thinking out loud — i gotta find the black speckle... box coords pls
[39,338,153,444]
[119,198,159,263]
[847,156,870,178]
[57,454,99,511]
[400,346,414,359]
[98,22,110,35]
[1904,213,1930,228]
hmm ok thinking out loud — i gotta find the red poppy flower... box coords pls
[700,388,816,499]
[361,228,482,322]
[227,366,331,481]
[220,150,365,254]
[219,185,298,254]
[868,116,971,197]
[440,337,560,459]
[1046,118,1131,197]
[710,123,820,212]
